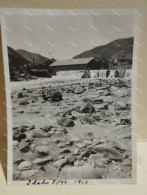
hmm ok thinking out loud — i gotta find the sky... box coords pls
[5,11,135,60]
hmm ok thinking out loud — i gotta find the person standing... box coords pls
[106,69,111,78]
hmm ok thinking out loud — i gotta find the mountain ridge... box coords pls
[74,37,134,66]
[17,49,49,65]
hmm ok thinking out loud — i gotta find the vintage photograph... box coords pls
[1,9,139,184]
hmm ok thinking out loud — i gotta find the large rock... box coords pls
[88,153,105,164]
[36,146,49,156]
[13,140,19,147]
[21,169,39,178]
[97,140,124,151]
[33,157,53,165]
[77,143,87,149]
[53,138,61,143]
[18,161,32,171]
[84,132,95,140]
[51,91,62,102]
[18,99,29,106]
[114,102,128,110]
[59,164,102,179]
[121,158,131,166]
[74,88,84,94]
[79,103,95,114]
[74,160,84,166]
[53,158,67,168]
[66,156,76,165]
[120,118,131,125]
[18,91,28,99]
[30,130,49,138]
[70,137,80,142]
[13,132,26,142]
[73,148,80,155]
[89,154,110,167]
[93,99,104,104]
[57,117,74,127]
[19,141,29,152]
[58,143,66,148]
[59,149,71,154]
[84,140,93,145]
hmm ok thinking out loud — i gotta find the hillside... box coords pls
[36,58,56,69]
[7,46,33,81]
[17,49,49,65]
[74,37,134,68]
[7,46,55,81]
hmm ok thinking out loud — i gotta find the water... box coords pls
[54,69,132,79]
[11,69,132,89]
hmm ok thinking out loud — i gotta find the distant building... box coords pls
[49,57,99,71]
[112,58,132,66]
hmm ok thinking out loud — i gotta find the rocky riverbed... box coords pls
[11,78,132,180]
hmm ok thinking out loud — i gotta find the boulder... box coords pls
[70,137,80,142]
[120,118,131,125]
[58,143,66,148]
[18,92,27,99]
[79,102,95,114]
[77,143,87,149]
[73,148,80,155]
[93,99,104,104]
[57,117,74,127]
[33,157,53,165]
[51,91,62,102]
[114,102,128,110]
[13,171,21,180]
[19,141,29,152]
[66,156,76,165]
[18,99,29,106]
[59,164,102,179]
[121,158,131,166]
[74,160,84,166]
[59,149,71,154]
[74,88,84,94]
[53,138,60,143]
[84,132,95,140]
[58,155,64,160]
[30,130,48,138]
[13,132,26,142]
[41,125,53,132]
[84,140,93,145]
[88,153,105,164]
[81,71,91,79]
[108,151,123,162]
[13,140,19,146]
[36,146,49,156]
[21,169,39,178]
[14,158,25,165]
[53,158,67,168]
[18,161,32,171]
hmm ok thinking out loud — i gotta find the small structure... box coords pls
[49,57,98,71]
[112,58,132,66]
